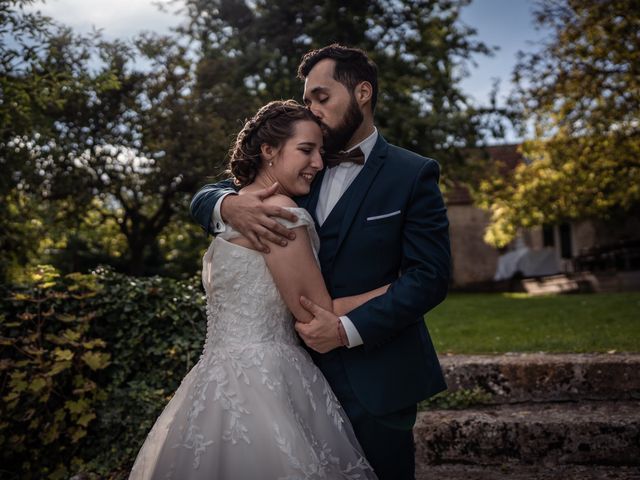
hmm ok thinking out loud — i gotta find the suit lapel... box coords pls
[335,136,388,252]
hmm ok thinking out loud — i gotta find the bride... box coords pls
[129,100,381,479]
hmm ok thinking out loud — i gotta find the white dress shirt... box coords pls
[211,128,379,348]
[316,128,378,226]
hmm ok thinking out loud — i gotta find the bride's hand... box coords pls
[220,182,298,253]
[296,296,346,353]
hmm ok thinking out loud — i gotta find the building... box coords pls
[446,145,640,291]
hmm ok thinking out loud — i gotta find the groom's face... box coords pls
[303,59,363,153]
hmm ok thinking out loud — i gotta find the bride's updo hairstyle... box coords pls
[229,100,320,187]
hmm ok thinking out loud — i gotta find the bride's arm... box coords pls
[264,221,389,321]
[260,197,332,324]
[332,284,391,317]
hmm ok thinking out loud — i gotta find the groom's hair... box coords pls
[297,44,378,112]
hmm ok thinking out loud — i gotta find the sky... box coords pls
[25,0,551,142]
[459,0,547,104]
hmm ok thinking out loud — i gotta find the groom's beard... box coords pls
[322,96,363,154]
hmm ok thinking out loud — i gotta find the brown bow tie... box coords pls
[324,147,365,168]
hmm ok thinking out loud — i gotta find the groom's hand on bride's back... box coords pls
[221,182,298,253]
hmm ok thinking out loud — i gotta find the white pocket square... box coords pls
[366,210,401,221]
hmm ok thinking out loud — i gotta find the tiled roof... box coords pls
[485,144,524,174]
[445,144,524,206]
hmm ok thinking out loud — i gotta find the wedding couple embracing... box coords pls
[129,44,451,480]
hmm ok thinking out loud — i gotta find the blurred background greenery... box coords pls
[4,0,637,282]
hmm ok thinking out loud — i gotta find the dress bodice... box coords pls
[200,208,319,349]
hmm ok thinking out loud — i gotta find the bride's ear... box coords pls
[260,143,276,162]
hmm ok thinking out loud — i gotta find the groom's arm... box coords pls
[190,179,238,235]
[347,158,451,350]
[190,179,299,250]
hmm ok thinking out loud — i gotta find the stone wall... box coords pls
[447,204,499,286]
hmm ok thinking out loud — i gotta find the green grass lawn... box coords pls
[426,292,640,354]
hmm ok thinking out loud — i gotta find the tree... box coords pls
[176,0,499,181]
[478,0,640,247]
[3,0,503,277]
[38,33,222,276]
[2,9,238,277]
[0,0,99,280]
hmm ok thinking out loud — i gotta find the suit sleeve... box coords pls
[190,178,238,235]
[347,159,451,350]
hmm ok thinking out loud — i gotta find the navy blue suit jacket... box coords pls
[190,135,450,415]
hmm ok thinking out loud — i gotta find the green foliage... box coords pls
[419,387,492,410]
[0,190,46,282]
[0,266,110,478]
[82,266,206,477]
[2,4,218,278]
[0,266,206,479]
[0,2,84,282]
[3,0,505,277]
[479,0,640,246]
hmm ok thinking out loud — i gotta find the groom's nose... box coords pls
[309,103,323,120]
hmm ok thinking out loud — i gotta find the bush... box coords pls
[0,265,206,479]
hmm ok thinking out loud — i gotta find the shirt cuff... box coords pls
[339,315,363,348]
[212,192,237,233]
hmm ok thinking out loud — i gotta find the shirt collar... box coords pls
[346,127,378,163]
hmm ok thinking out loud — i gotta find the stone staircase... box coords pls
[414,354,640,479]
[520,271,640,294]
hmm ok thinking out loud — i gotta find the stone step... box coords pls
[522,274,590,295]
[415,464,640,480]
[414,401,640,466]
[438,353,640,404]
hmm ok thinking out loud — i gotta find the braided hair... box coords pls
[229,100,321,188]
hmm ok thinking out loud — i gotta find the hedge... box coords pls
[0,265,206,479]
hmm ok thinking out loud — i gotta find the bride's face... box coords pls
[268,120,324,197]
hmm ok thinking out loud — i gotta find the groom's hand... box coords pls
[220,182,298,253]
[295,296,345,353]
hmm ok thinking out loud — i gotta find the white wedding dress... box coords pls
[129,208,376,480]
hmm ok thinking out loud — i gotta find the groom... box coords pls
[190,44,450,479]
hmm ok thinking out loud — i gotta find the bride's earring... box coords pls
[269,161,273,167]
